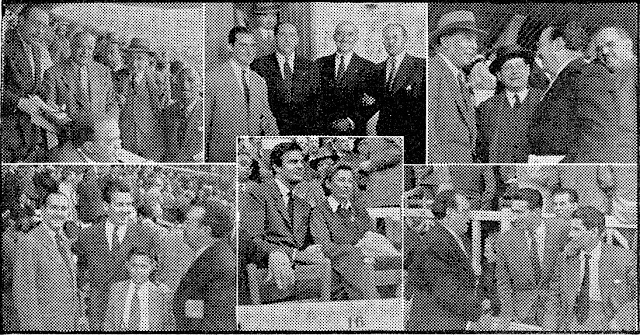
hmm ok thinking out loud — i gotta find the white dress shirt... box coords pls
[258,28,274,41]
[229,58,248,91]
[276,51,295,80]
[386,51,406,82]
[274,177,291,207]
[334,51,354,78]
[79,65,89,93]
[122,281,150,331]
[526,222,546,265]
[327,195,352,213]
[578,242,602,302]
[506,89,529,108]
[105,220,127,251]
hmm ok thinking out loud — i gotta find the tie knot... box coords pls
[584,253,591,262]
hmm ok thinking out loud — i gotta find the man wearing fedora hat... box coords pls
[251,2,279,59]
[428,10,485,163]
[476,45,543,163]
[114,37,170,162]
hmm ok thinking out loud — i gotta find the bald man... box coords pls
[311,21,377,135]
[251,23,313,135]
[43,31,120,127]
[591,27,637,163]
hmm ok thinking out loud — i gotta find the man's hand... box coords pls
[332,118,353,132]
[17,96,40,115]
[296,244,325,264]
[265,251,294,290]
[361,93,375,106]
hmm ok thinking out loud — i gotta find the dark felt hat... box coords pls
[489,44,534,75]
[429,10,486,46]
[124,37,154,55]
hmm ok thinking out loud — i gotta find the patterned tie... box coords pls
[513,93,522,110]
[53,228,72,273]
[529,231,541,284]
[287,191,294,224]
[336,55,345,82]
[128,285,141,331]
[386,56,396,91]
[574,254,591,324]
[283,58,293,103]
[242,68,250,110]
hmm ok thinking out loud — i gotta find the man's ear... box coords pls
[552,36,566,52]
[226,43,233,52]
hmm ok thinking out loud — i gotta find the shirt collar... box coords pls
[276,51,295,64]
[193,245,209,261]
[534,220,545,237]
[336,51,354,64]
[128,280,151,291]
[389,51,407,66]
[327,195,351,213]
[437,52,462,79]
[583,241,602,260]
[506,88,529,106]
[274,178,291,198]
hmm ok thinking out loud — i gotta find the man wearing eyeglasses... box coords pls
[205,26,279,162]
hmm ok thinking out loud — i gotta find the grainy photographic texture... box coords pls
[204,2,426,163]
[236,136,403,331]
[404,164,638,331]
[427,3,638,164]
[1,164,237,332]
[1,3,204,163]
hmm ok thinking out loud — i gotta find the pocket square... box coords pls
[185,299,204,319]
[613,279,622,284]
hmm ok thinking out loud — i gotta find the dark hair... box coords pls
[551,187,579,203]
[127,247,157,263]
[228,26,252,45]
[269,141,303,174]
[327,165,353,182]
[19,4,43,19]
[190,199,234,238]
[431,189,462,220]
[512,188,543,210]
[546,21,587,52]
[572,206,605,233]
[101,177,132,203]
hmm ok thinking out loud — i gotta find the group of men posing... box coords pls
[429,10,637,163]
[206,17,426,163]
[2,5,202,163]
[406,187,637,331]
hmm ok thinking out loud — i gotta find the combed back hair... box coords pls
[572,206,605,233]
[431,189,461,220]
[327,164,354,183]
[127,247,157,263]
[190,199,234,238]
[547,21,587,52]
[228,26,252,45]
[552,187,579,203]
[101,177,132,203]
[269,141,303,174]
[512,188,543,210]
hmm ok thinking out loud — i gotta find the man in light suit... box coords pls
[428,11,485,163]
[206,26,279,162]
[103,248,174,331]
[173,200,236,332]
[42,31,119,128]
[114,38,170,162]
[529,21,618,163]
[72,178,159,331]
[545,207,637,331]
[375,24,426,164]
[13,191,84,331]
[312,21,377,135]
[251,23,313,135]
[494,188,570,326]
[406,190,482,330]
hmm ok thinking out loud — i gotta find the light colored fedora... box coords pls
[429,10,486,46]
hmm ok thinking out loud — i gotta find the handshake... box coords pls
[265,245,325,290]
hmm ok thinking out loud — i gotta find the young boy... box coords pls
[103,248,174,331]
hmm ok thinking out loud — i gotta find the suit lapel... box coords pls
[148,285,162,331]
[391,56,412,93]
[267,181,290,226]
[437,55,474,135]
[36,225,75,282]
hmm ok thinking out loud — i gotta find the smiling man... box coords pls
[476,45,543,163]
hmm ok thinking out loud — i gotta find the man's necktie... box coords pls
[287,191,294,224]
[78,66,90,108]
[386,56,396,91]
[513,93,522,109]
[283,58,293,103]
[529,231,541,284]
[242,68,250,110]
[574,254,591,324]
[111,227,120,253]
[53,228,72,272]
[128,285,141,331]
[336,55,345,82]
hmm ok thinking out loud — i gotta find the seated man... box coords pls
[47,118,122,162]
[103,248,174,331]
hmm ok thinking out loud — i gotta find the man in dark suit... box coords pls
[477,45,543,163]
[494,188,571,327]
[251,23,313,135]
[250,3,279,59]
[312,21,377,135]
[528,21,618,163]
[406,189,482,331]
[2,5,51,162]
[241,142,325,299]
[173,200,236,332]
[375,24,426,164]
[72,178,159,331]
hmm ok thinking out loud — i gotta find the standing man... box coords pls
[313,21,377,135]
[551,188,579,221]
[494,188,570,327]
[528,21,618,163]
[43,31,120,128]
[428,11,486,163]
[72,178,159,331]
[2,5,51,162]
[477,45,543,163]
[13,191,83,331]
[206,26,279,162]
[114,37,170,162]
[376,23,426,164]
[251,2,279,59]
[173,200,236,331]
[545,207,637,331]
[251,23,313,135]
[164,68,203,162]
[406,190,482,330]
